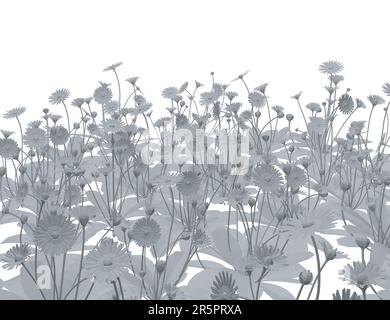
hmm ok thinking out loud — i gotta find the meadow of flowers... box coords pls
[0,61,390,300]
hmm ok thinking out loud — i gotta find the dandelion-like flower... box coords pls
[254,244,287,270]
[367,94,385,107]
[94,86,113,104]
[50,125,69,145]
[84,238,130,282]
[49,89,70,105]
[286,165,306,189]
[382,82,390,97]
[0,138,19,159]
[332,288,361,300]
[3,106,26,119]
[210,271,238,300]
[162,87,179,100]
[101,119,125,133]
[283,205,337,239]
[341,261,384,290]
[34,214,77,256]
[131,217,161,247]
[338,93,355,115]
[252,164,283,192]
[248,91,266,108]
[176,171,201,196]
[71,98,85,108]
[103,62,123,72]
[103,101,120,115]
[24,127,46,149]
[2,244,31,270]
[319,61,344,75]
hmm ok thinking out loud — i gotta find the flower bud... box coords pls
[20,214,28,225]
[156,260,166,273]
[248,197,256,208]
[355,236,370,249]
[299,270,313,285]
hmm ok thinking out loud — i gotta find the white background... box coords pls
[0,0,389,299]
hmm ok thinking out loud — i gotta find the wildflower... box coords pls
[210,271,238,300]
[283,204,337,239]
[0,138,19,159]
[49,89,70,105]
[341,261,384,290]
[286,165,306,189]
[305,102,321,113]
[2,244,31,270]
[254,83,269,94]
[94,85,113,104]
[103,101,119,115]
[162,87,179,100]
[24,127,46,149]
[338,93,355,115]
[154,117,171,128]
[176,171,201,196]
[34,214,77,256]
[126,76,139,86]
[1,130,15,139]
[131,218,161,247]
[349,121,365,136]
[332,288,361,300]
[103,62,123,72]
[192,229,211,250]
[3,106,26,119]
[382,82,390,96]
[355,98,366,109]
[50,125,69,145]
[319,60,344,75]
[200,91,217,106]
[101,119,125,133]
[152,172,179,189]
[252,164,283,192]
[367,94,385,107]
[248,91,265,108]
[84,238,130,283]
[254,244,287,270]
[226,91,238,101]
[71,98,85,108]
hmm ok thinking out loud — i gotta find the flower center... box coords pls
[302,221,314,228]
[51,231,60,240]
[103,258,113,266]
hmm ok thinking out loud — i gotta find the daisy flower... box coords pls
[367,94,385,107]
[71,98,85,108]
[84,238,130,283]
[248,91,266,108]
[340,261,384,291]
[34,214,77,256]
[49,89,70,105]
[94,86,113,104]
[152,172,179,189]
[254,244,288,271]
[24,127,46,149]
[0,138,19,159]
[103,101,120,115]
[210,271,238,300]
[286,165,306,189]
[382,82,390,97]
[283,204,337,239]
[101,119,125,134]
[252,164,283,192]
[50,125,69,145]
[1,130,15,139]
[3,106,26,119]
[161,87,179,100]
[338,93,355,115]
[103,62,123,72]
[176,171,201,196]
[319,60,344,75]
[2,244,31,270]
[332,288,360,300]
[131,218,161,247]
